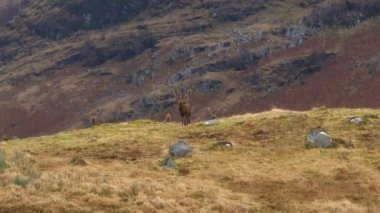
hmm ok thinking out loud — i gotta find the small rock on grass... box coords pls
[306,130,333,148]
[70,157,87,166]
[350,117,365,125]
[212,141,233,149]
[204,120,219,126]
[161,157,176,169]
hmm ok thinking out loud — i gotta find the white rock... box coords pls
[350,117,364,125]
[204,120,219,126]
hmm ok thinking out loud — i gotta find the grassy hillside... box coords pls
[0,108,379,212]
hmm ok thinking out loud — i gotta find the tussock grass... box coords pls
[0,108,379,212]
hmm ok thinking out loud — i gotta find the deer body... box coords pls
[179,101,191,125]
[91,117,98,126]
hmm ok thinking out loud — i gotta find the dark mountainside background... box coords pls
[0,0,379,138]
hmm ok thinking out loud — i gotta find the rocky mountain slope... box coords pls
[0,0,379,137]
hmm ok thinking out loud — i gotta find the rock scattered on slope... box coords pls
[350,117,365,125]
[161,157,176,168]
[70,157,87,166]
[196,80,222,92]
[204,120,219,126]
[212,141,233,149]
[169,141,192,157]
[306,130,333,148]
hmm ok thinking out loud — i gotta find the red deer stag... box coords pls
[207,107,217,120]
[90,111,100,127]
[172,88,191,126]
[1,129,9,142]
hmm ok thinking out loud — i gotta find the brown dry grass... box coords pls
[0,108,379,212]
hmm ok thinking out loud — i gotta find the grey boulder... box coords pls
[306,131,333,148]
[169,141,192,157]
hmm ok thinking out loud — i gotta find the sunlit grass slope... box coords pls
[0,108,379,212]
